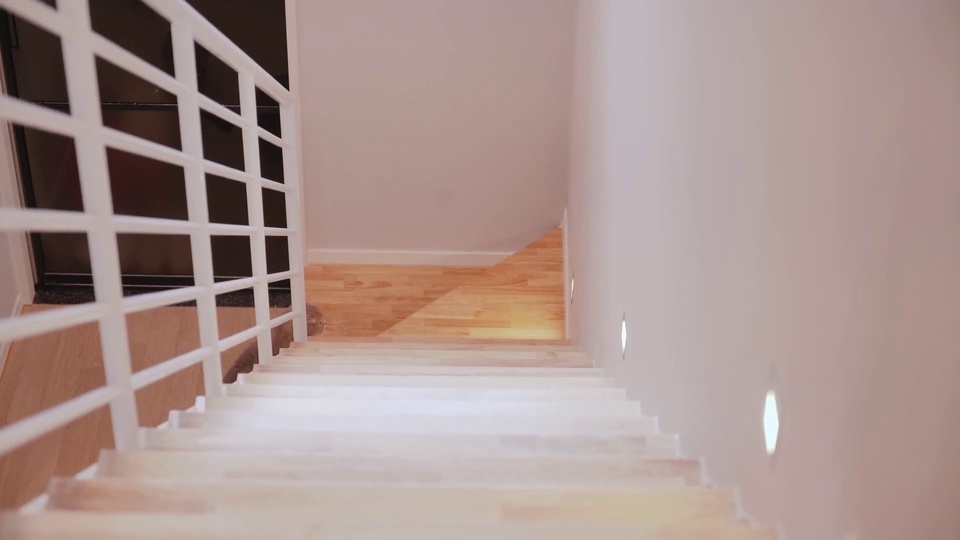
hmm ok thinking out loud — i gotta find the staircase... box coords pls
[0,338,776,539]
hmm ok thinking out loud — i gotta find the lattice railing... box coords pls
[0,0,307,456]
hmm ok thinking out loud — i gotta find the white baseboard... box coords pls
[0,294,23,379]
[306,248,510,267]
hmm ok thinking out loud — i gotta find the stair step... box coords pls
[0,513,778,540]
[237,372,612,388]
[170,410,660,436]
[46,479,740,526]
[256,364,598,376]
[139,428,681,458]
[199,396,641,418]
[97,450,701,487]
[294,336,576,350]
[280,347,589,363]
[225,383,627,401]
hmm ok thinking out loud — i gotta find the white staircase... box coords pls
[1,339,776,539]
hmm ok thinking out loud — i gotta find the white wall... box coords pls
[567,1,960,539]
[294,0,575,262]
[0,234,19,316]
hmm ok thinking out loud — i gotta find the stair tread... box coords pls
[225,383,627,401]
[237,372,612,388]
[139,428,681,458]
[256,364,598,376]
[97,450,699,487]
[172,410,660,436]
[47,478,740,525]
[0,513,778,540]
[282,347,587,359]
[200,395,641,417]
[276,351,590,368]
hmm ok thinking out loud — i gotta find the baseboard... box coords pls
[0,294,23,379]
[306,248,510,267]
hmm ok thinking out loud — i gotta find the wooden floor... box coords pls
[0,228,566,508]
[382,228,565,339]
[0,305,282,508]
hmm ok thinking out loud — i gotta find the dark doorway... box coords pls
[0,0,291,301]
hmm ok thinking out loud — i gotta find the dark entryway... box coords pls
[1,0,291,303]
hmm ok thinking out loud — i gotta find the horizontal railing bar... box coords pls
[197,93,244,128]
[218,324,262,351]
[0,95,81,139]
[131,347,212,390]
[203,160,251,184]
[121,286,205,314]
[0,303,108,343]
[0,208,93,232]
[0,0,68,38]
[209,269,297,297]
[0,386,119,456]
[268,310,296,329]
[211,276,259,295]
[258,127,287,149]
[111,214,198,235]
[202,161,293,193]
[0,210,292,238]
[140,0,290,105]
[90,34,185,98]
[265,269,298,283]
[261,179,293,193]
[263,227,294,237]
[101,126,190,167]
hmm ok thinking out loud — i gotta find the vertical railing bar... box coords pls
[57,0,139,450]
[171,21,224,397]
[238,73,273,364]
[280,103,307,342]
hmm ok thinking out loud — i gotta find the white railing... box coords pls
[0,0,307,456]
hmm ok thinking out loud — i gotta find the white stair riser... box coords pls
[48,480,739,526]
[238,372,613,388]
[98,451,700,487]
[0,514,778,540]
[139,429,681,459]
[256,364,600,376]
[226,383,627,402]
[199,396,641,418]
[171,410,660,436]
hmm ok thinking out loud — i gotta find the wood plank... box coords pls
[0,513,780,540]
[170,410,660,436]
[47,479,739,526]
[199,395,641,418]
[139,429,681,459]
[97,450,700,487]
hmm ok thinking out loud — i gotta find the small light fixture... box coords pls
[620,315,627,359]
[570,275,575,305]
[763,390,780,456]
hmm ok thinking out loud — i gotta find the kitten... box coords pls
[222,303,325,384]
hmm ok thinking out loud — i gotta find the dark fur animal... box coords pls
[223,304,325,383]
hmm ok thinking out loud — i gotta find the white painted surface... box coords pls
[0,0,307,458]
[568,1,960,539]
[293,0,575,258]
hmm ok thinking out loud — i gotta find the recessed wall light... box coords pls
[620,315,627,359]
[570,276,575,305]
[764,390,780,456]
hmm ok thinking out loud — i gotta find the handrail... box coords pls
[0,0,307,457]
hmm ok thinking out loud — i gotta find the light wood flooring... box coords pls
[0,228,566,507]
